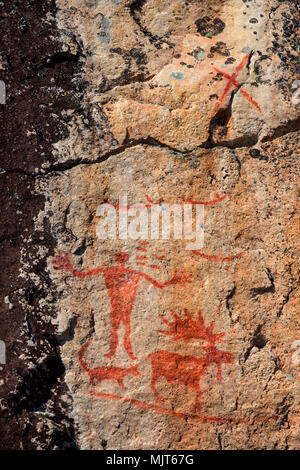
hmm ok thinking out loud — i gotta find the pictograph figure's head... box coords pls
[115,252,129,264]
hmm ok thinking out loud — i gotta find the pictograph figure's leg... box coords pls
[123,315,137,361]
[105,314,120,359]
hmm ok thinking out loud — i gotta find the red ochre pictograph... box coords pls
[52,250,190,361]
[102,193,244,262]
[52,186,247,421]
[78,306,275,424]
[180,193,228,206]
[78,305,233,409]
[135,242,165,270]
[148,307,233,412]
[79,340,140,388]
[212,54,263,116]
[51,47,272,424]
[88,390,276,425]
[192,250,244,262]
[104,192,228,210]
[53,243,272,422]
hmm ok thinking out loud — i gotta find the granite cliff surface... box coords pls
[0,0,299,449]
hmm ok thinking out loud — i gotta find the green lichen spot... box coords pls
[85,0,99,9]
[205,32,213,38]
[242,46,251,53]
[169,70,186,80]
[197,51,206,59]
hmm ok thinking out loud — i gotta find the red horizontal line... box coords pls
[136,256,148,261]
[136,262,160,270]
[103,193,227,210]
[137,247,147,252]
[153,254,166,260]
[192,251,244,262]
[88,390,276,425]
[182,193,228,206]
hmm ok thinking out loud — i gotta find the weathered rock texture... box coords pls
[0,0,299,450]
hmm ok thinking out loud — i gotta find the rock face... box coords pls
[0,0,299,450]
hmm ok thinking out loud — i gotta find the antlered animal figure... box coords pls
[148,307,233,412]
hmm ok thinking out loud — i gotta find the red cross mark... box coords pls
[212,54,263,116]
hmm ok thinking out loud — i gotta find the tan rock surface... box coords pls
[32,0,300,449]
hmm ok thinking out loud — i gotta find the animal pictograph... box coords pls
[79,340,140,388]
[148,308,233,412]
[158,305,224,344]
[53,250,190,360]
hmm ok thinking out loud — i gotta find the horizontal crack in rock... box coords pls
[2,126,299,177]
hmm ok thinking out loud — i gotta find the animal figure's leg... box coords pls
[105,313,120,359]
[193,387,202,414]
[151,377,164,406]
[123,314,137,361]
[217,363,222,382]
[117,378,126,389]
[89,373,96,386]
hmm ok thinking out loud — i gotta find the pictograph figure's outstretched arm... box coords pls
[140,269,191,289]
[52,250,104,279]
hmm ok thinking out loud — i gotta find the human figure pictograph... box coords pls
[52,250,190,361]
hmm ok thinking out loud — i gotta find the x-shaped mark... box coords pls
[212,54,262,116]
